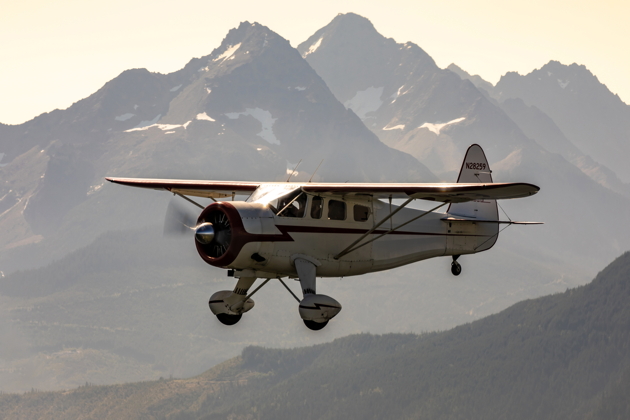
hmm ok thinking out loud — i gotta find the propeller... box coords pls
[164,199,222,251]
[163,200,199,236]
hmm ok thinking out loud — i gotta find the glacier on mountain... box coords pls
[225,108,280,145]
[115,113,135,122]
[344,86,384,119]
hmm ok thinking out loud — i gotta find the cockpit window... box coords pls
[273,189,307,218]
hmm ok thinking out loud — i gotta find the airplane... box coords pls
[106,144,540,330]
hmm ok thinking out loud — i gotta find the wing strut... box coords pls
[334,197,412,259]
[172,192,207,209]
[334,201,447,260]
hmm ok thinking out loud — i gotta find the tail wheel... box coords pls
[451,261,462,276]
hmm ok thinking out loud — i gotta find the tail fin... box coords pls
[447,144,499,252]
[448,144,499,220]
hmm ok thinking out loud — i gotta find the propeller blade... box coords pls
[164,200,198,236]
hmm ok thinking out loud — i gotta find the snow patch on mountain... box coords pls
[294,86,306,91]
[115,113,135,122]
[383,124,405,131]
[125,117,193,132]
[302,37,323,58]
[558,79,570,89]
[126,123,184,132]
[196,112,215,122]
[390,85,409,104]
[0,153,6,167]
[214,43,241,63]
[420,117,466,135]
[225,108,280,145]
[130,114,162,130]
[170,84,182,92]
[345,86,384,119]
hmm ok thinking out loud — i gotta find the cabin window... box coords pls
[328,200,346,220]
[275,190,306,218]
[311,196,323,219]
[353,204,370,222]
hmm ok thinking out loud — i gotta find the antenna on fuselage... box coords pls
[308,159,324,183]
[286,159,302,182]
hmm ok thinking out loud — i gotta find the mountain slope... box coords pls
[447,63,630,197]
[298,12,630,273]
[298,13,534,176]
[2,251,629,419]
[0,21,434,273]
[493,61,630,183]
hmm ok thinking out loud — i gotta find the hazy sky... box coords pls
[1,0,628,125]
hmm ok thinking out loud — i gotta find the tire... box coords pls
[451,262,462,276]
[303,320,328,331]
[216,313,242,325]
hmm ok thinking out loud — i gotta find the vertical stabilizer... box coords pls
[447,144,499,252]
[448,144,499,220]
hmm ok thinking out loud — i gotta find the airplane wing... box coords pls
[105,177,260,199]
[106,178,539,203]
[302,182,539,203]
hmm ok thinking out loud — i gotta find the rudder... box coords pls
[447,144,499,252]
[448,144,499,221]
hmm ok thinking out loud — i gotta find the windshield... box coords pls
[271,189,307,218]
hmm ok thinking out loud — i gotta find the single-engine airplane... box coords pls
[106,144,540,330]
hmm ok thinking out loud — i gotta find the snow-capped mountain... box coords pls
[298,13,532,177]
[493,61,630,183]
[0,21,435,272]
[448,62,630,198]
[298,12,630,271]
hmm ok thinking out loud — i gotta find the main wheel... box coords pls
[303,320,328,331]
[216,313,242,326]
[451,261,462,276]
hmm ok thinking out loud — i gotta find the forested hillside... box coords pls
[2,251,629,420]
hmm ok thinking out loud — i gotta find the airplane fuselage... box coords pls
[206,196,497,279]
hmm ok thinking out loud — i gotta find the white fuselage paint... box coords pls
[226,195,496,279]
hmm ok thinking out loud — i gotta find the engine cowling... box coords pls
[195,202,243,267]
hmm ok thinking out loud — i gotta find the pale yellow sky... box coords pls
[1,0,628,125]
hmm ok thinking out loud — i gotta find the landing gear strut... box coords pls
[294,257,342,331]
[451,255,462,276]
[208,277,257,325]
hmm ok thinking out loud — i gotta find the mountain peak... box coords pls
[209,20,290,62]
[303,12,384,48]
[329,12,378,30]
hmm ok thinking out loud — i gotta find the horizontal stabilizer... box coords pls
[442,216,543,225]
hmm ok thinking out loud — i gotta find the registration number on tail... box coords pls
[466,162,486,170]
